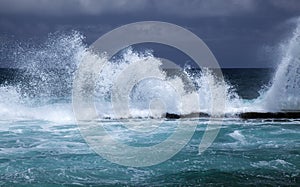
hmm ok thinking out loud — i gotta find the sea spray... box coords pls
[0,32,85,122]
[15,31,85,103]
[263,19,300,111]
[0,31,274,121]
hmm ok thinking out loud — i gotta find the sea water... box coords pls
[0,23,299,186]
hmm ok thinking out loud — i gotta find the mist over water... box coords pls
[0,20,300,122]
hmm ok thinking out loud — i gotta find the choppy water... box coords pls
[0,119,299,186]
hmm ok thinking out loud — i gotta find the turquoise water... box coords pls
[0,118,299,186]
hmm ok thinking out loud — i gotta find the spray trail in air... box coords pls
[1,20,300,122]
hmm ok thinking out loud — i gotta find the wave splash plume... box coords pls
[263,20,300,112]
[1,20,300,122]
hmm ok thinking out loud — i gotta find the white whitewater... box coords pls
[263,19,300,112]
[0,20,300,121]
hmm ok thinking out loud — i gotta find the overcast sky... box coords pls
[0,0,300,68]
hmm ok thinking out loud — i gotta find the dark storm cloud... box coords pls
[0,0,256,17]
[0,0,299,17]
[0,0,300,68]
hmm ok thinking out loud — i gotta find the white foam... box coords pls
[228,130,246,144]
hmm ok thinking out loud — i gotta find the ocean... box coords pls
[0,26,299,186]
